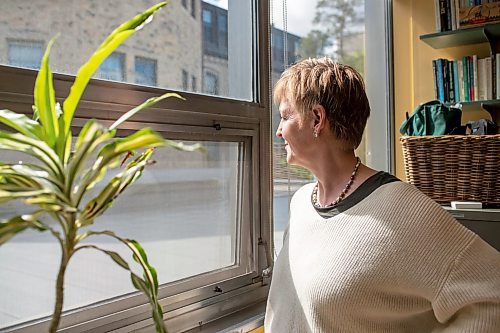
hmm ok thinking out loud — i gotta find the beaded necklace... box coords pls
[312,157,361,208]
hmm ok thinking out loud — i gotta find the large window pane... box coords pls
[0,0,253,100]
[0,140,242,328]
[271,0,367,253]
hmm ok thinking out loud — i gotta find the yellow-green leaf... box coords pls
[0,109,44,139]
[34,37,59,148]
[62,2,167,139]
[110,92,184,130]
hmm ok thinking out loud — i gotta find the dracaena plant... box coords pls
[0,2,199,332]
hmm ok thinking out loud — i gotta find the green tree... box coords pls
[340,50,364,75]
[298,30,330,59]
[299,0,361,60]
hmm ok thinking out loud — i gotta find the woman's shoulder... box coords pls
[289,182,315,205]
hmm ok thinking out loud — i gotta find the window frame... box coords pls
[0,0,272,331]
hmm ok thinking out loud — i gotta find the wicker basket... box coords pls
[400,135,500,206]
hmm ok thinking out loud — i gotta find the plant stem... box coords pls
[49,213,75,333]
[49,250,69,333]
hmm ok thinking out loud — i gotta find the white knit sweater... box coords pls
[265,181,500,332]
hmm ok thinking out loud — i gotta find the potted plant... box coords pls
[0,2,199,332]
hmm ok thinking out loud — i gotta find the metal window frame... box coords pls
[364,0,395,173]
[0,0,272,331]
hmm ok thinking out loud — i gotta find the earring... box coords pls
[313,129,318,138]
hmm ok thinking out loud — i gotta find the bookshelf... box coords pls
[394,0,500,220]
[422,15,500,125]
[420,23,500,51]
[393,0,497,181]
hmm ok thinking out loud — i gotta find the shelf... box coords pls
[420,23,500,49]
[459,100,500,125]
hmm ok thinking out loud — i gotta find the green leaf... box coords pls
[0,211,47,245]
[0,164,64,193]
[129,239,158,293]
[0,131,63,178]
[131,274,149,294]
[96,128,165,168]
[110,93,184,130]
[34,36,59,148]
[78,154,150,224]
[83,230,166,332]
[0,166,42,189]
[62,2,167,141]
[67,120,115,191]
[0,109,44,139]
[0,188,52,203]
[79,178,120,223]
[80,244,131,270]
[164,140,206,153]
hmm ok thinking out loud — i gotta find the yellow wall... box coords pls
[392,0,491,180]
[249,327,264,333]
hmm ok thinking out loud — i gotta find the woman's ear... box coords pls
[312,104,327,132]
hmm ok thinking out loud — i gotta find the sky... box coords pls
[203,0,318,37]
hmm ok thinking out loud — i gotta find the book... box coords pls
[432,59,439,99]
[462,56,470,102]
[457,59,464,102]
[485,56,492,100]
[437,58,446,101]
[434,0,442,31]
[477,57,487,101]
[448,59,456,102]
[472,54,478,101]
[458,3,500,28]
[453,60,461,102]
[496,53,500,99]
[439,0,450,31]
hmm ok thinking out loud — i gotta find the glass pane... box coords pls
[0,140,241,328]
[96,52,125,81]
[271,0,366,254]
[0,0,253,100]
[135,56,157,86]
[7,40,43,69]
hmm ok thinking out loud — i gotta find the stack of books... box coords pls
[435,0,500,32]
[432,54,499,103]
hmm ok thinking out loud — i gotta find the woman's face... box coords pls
[276,99,315,168]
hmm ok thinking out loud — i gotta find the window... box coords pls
[202,3,228,59]
[191,0,196,18]
[182,69,189,90]
[191,75,197,92]
[270,0,393,253]
[218,13,228,49]
[0,0,391,331]
[97,52,125,81]
[7,40,44,69]
[135,56,157,86]
[0,0,266,332]
[203,9,214,43]
[204,71,219,95]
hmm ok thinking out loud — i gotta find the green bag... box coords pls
[400,100,462,136]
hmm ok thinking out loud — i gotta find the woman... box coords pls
[264,58,500,332]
